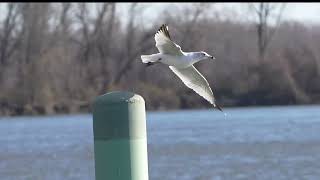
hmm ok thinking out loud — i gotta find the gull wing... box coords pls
[154,24,184,56]
[169,65,222,111]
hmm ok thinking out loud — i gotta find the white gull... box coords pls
[141,24,222,111]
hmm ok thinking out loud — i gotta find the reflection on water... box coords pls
[1,105,320,180]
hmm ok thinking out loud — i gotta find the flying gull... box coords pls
[141,24,222,111]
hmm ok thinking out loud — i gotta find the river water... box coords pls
[1,105,320,180]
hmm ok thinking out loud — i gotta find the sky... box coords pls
[0,3,319,25]
[116,3,320,25]
[282,3,320,23]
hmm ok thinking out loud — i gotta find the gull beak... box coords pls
[210,55,215,60]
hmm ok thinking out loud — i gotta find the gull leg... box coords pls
[145,58,162,67]
[145,62,155,67]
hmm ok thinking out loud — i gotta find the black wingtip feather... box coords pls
[214,103,223,112]
[157,24,171,40]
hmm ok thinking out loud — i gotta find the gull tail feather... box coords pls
[141,54,160,64]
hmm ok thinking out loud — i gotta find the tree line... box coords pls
[0,3,319,116]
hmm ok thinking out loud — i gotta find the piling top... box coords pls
[93,91,146,140]
[94,91,144,106]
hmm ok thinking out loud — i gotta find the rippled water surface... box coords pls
[1,105,320,180]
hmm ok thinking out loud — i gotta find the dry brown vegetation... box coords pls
[0,3,319,116]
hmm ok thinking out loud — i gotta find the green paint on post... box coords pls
[93,91,149,180]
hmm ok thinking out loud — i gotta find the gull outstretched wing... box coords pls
[154,24,184,56]
[169,65,222,111]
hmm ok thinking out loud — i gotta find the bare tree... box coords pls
[0,3,20,67]
[249,3,286,60]
[162,3,212,51]
[76,3,91,64]
[17,3,51,106]
[110,3,154,86]
[180,3,212,48]
[74,3,117,94]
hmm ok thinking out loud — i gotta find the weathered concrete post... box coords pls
[92,91,149,180]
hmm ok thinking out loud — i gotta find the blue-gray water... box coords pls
[1,105,320,180]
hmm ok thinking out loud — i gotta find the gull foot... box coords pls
[146,62,155,67]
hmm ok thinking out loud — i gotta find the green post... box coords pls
[92,91,149,180]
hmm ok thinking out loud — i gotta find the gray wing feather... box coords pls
[154,24,183,56]
[169,65,218,107]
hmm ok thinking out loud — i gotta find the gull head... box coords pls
[194,51,215,61]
